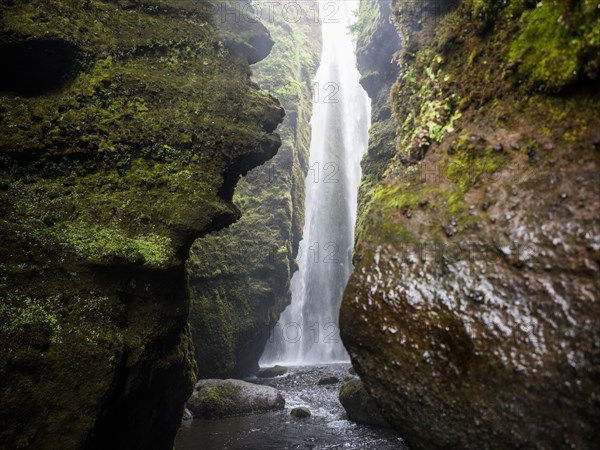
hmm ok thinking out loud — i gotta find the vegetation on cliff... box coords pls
[351,0,402,245]
[188,0,321,378]
[0,1,282,448]
[343,0,600,448]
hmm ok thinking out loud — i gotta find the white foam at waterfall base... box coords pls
[260,0,371,366]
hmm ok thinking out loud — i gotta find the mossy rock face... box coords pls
[339,379,389,427]
[352,0,402,247]
[188,379,285,419]
[0,1,283,448]
[342,1,600,449]
[188,0,322,379]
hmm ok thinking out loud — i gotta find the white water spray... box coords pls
[261,1,371,366]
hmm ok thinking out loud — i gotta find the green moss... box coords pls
[0,297,62,345]
[508,0,600,92]
[373,184,421,212]
[56,224,173,269]
[197,383,242,418]
[447,135,504,195]
[509,2,578,92]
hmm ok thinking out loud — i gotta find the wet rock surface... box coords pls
[339,379,389,428]
[343,0,600,449]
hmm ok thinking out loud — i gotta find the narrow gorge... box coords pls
[1,1,598,450]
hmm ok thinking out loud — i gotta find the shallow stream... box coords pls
[175,364,407,449]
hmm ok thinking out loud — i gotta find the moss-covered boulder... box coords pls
[188,379,285,419]
[0,1,283,448]
[188,0,322,378]
[291,407,311,419]
[339,379,389,427]
[258,365,288,378]
[342,1,600,449]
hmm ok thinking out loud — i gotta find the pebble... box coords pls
[493,144,504,153]
[468,134,485,144]
[444,225,457,237]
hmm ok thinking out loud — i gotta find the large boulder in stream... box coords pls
[187,379,285,419]
[342,1,600,449]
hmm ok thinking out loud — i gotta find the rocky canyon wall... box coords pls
[342,0,600,448]
[187,0,322,378]
[0,1,282,448]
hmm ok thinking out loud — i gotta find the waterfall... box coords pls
[260,1,371,366]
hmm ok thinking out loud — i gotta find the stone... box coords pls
[467,134,479,143]
[182,408,193,422]
[444,225,457,237]
[339,379,389,427]
[257,365,288,378]
[291,407,311,418]
[317,376,340,386]
[187,379,285,419]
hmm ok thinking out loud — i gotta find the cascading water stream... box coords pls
[261,0,371,366]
